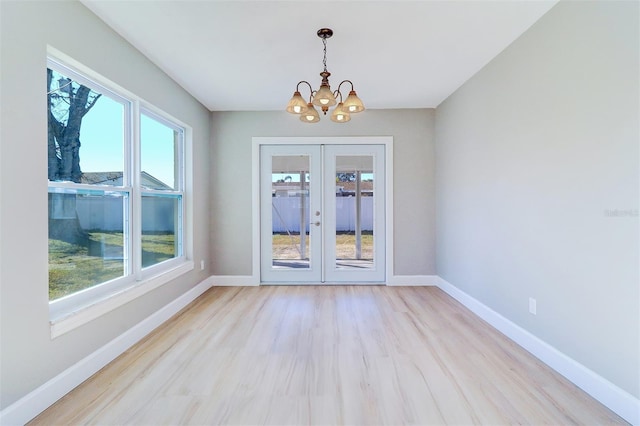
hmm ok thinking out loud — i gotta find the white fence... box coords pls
[57,195,370,234]
[73,197,176,232]
[272,196,373,233]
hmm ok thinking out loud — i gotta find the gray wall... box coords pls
[210,109,436,276]
[435,0,639,398]
[0,1,211,409]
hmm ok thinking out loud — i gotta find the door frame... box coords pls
[252,136,394,285]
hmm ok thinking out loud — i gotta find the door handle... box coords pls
[313,221,321,226]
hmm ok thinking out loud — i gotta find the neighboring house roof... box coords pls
[139,172,174,190]
[81,171,173,190]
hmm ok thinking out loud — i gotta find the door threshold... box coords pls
[260,282,386,286]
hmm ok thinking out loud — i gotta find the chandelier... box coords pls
[286,28,365,123]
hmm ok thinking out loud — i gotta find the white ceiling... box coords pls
[81,0,557,112]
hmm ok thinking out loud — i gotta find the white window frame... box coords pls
[47,54,193,338]
[138,108,186,279]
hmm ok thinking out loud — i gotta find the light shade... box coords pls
[343,90,365,113]
[300,103,320,123]
[286,91,308,114]
[312,85,337,107]
[330,103,351,123]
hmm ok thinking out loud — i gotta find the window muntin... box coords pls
[47,58,187,306]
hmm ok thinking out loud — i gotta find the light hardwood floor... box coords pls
[30,286,626,425]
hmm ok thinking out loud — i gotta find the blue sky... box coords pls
[79,96,176,187]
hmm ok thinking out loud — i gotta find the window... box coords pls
[140,112,184,268]
[47,57,188,328]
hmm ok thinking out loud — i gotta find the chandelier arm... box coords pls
[332,89,344,103]
[336,80,355,95]
[296,80,313,93]
[296,80,316,102]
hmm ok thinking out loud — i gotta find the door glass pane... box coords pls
[271,155,311,269]
[335,155,374,270]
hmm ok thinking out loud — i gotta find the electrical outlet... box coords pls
[529,297,537,315]
[200,260,205,270]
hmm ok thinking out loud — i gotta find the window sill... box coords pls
[50,260,194,338]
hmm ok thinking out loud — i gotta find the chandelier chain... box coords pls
[322,37,328,72]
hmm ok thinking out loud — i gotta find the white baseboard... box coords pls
[0,277,214,426]
[210,275,258,286]
[387,275,439,286]
[211,275,438,287]
[436,277,640,425]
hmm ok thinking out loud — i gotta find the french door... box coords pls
[260,144,385,283]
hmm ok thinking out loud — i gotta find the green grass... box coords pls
[49,232,175,301]
[271,232,374,260]
[142,233,176,267]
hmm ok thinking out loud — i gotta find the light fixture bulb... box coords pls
[330,102,351,123]
[342,90,365,113]
[300,103,320,123]
[286,91,308,114]
[312,83,337,108]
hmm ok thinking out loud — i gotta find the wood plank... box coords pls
[29,286,627,425]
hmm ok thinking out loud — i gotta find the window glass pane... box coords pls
[48,188,128,301]
[141,194,182,268]
[141,113,180,190]
[47,68,124,185]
